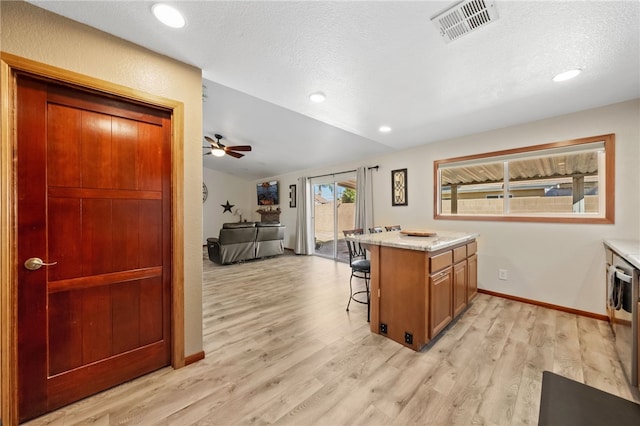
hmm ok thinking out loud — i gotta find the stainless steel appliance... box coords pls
[607,253,639,387]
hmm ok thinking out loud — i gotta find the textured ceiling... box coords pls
[27,1,640,180]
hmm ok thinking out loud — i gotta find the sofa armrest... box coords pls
[206,237,222,264]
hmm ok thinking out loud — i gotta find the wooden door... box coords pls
[17,75,172,422]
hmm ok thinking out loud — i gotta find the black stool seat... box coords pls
[351,259,370,272]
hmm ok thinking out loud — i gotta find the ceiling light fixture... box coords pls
[152,3,186,28]
[553,69,582,82]
[211,148,225,157]
[309,92,326,103]
[379,125,392,133]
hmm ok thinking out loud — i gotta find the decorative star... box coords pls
[221,200,234,213]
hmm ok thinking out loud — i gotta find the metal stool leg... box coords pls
[346,271,371,322]
[366,275,370,322]
[346,274,354,311]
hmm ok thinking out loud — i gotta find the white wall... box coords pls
[202,168,254,244]
[201,169,300,248]
[258,99,640,315]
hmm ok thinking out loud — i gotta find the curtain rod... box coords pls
[308,165,379,180]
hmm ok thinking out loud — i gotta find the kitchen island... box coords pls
[350,230,478,351]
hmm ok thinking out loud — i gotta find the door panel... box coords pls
[312,178,356,262]
[453,260,467,317]
[47,104,81,187]
[430,267,453,338]
[17,74,172,422]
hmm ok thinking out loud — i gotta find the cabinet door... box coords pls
[467,254,478,301]
[453,260,467,316]
[430,267,453,338]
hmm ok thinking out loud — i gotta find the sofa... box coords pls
[207,222,285,265]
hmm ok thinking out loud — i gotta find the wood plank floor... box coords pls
[25,251,640,425]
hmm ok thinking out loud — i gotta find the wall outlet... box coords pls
[499,269,508,280]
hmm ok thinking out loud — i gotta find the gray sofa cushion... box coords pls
[222,222,256,229]
[256,225,285,258]
[256,222,281,227]
[218,227,257,245]
[207,223,285,265]
[256,225,284,242]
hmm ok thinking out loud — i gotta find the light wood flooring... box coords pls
[25,251,640,425]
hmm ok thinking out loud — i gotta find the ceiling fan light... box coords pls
[211,148,225,157]
[152,4,186,28]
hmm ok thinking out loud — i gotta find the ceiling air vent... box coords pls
[431,0,499,43]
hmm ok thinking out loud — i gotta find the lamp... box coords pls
[211,148,225,157]
[234,208,244,222]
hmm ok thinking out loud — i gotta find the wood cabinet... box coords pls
[370,238,478,351]
[467,253,478,302]
[430,266,453,337]
[453,260,467,317]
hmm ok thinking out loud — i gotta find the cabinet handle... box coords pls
[433,269,448,278]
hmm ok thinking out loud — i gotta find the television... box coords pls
[257,180,279,205]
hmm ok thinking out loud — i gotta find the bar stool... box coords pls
[343,228,370,322]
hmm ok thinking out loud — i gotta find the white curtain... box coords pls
[355,166,373,231]
[294,176,314,254]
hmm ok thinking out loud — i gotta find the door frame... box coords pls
[0,53,186,425]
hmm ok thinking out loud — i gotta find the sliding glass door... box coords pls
[311,173,356,262]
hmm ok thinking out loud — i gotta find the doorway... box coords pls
[311,173,357,263]
[0,53,186,425]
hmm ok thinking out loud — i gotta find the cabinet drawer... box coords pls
[467,240,477,256]
[453,246,467,263]
[430,250,452,272]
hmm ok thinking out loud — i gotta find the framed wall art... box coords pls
[289,184,297,208]
[257,180,279,205]
[391,168,408,206]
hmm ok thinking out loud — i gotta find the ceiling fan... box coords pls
[203,134,252,159]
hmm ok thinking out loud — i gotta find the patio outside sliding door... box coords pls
[311,172,357,263]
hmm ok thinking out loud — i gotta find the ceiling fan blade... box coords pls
[203,151,212,156]
[226,145,252,152]
[225,150,244,159]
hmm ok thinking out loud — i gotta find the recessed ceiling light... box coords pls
[152,4,185,28]
[553,69,582,82]
[309,92,326,103]
[379,125,392,133]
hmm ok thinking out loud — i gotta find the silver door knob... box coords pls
[24,257,58,271]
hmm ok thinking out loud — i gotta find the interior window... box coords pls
[434,134,614,223]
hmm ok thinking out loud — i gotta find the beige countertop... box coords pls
[348,230,478,252]
[604,239,640,270]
